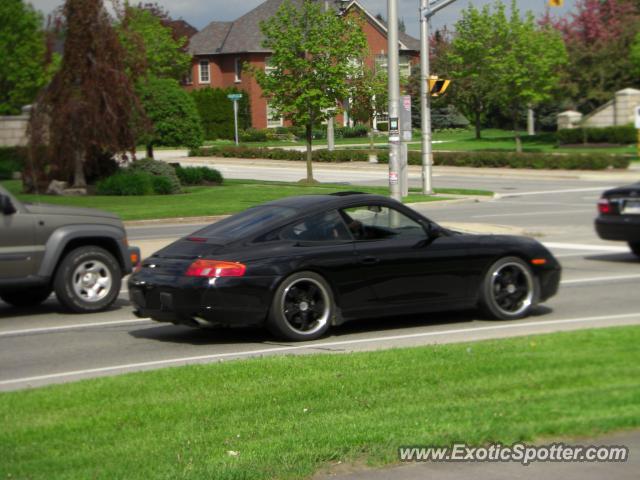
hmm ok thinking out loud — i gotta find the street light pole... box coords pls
[387,0,402,201]
[420,0,433,195]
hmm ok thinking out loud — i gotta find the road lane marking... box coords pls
[2,312,639,388]
[561,274,640,285]
[0,319,151,338]
[495,187,614,199]
[474,209,592,218]
[543,242,630,252]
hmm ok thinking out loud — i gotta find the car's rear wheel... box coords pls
[479,256,538,320]
[267,271,334,341]
[628,241,640,258]
[54,246,121,313]
[0,287,52,307]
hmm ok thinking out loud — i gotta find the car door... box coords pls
[341,204,471,315]
[0,193,39,279]
[276,209,375,315]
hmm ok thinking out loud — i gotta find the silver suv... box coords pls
[0,184,140,312]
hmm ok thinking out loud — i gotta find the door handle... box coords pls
[360,256,380,265]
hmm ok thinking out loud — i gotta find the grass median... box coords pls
[1,326,639,479]
[1,179,491,221]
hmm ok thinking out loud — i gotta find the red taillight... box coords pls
[185,260,246,278]
[598,198,611,214]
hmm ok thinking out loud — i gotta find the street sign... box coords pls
[635,106,640,129]
[227,94,243,145]
[389,117,400,142]
[227,93,243,101]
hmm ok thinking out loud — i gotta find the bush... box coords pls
[151,175,174,195]
[129,158,182,193]
[337,125,369,138]
[376,121,388,132]
[189,145,630,170]
[239,128,269,143]
[175,166,223,185]
[0,147,26,179]
[557,125,636,145]
[190,87,251,140]
[96,172,155,196]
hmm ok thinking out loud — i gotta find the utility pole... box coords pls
[420,0,458,195]
[387,0,402,201]
[325,0,335,151]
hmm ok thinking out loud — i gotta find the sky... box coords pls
[28,0,577,37]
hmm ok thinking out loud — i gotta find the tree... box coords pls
[445,5,504,139]
[348,67,387,154]
[28,0,145,189]
[494,2,567,152]
[542,0,639,112]
[137,77,203,158]
[250,0,366,182]
[116,3,191,80]
[0,1,48,114]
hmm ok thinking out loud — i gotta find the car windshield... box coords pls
[194,205,298,240]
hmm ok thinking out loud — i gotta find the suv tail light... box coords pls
[185,259,246,278]
[598,198,611,214]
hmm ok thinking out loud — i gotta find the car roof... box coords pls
[263,192,395,211]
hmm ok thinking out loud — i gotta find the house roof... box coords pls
[189,0,420,55]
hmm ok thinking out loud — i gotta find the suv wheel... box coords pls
[628,241,640,258]
[0,287,52,307]
[54,246,121,313]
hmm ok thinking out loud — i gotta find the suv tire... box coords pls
[54,246,121,313]
[0,287,52,307]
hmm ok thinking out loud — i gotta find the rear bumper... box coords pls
[128,272,279,327]
[595,215,640,242]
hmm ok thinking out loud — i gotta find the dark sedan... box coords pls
[595,182,640,257]
[129,193,561,341]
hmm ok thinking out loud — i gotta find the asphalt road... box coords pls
[1,163,639,392]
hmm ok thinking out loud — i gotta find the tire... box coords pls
[628,241,640,258]
[53,246,121,313]
[479,256,539,320]
[0,287,52,307]
[267,271,334,341]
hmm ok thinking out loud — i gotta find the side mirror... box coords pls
[424,222,443,239]
[0,194,16,215]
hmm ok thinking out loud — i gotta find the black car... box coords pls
[595,182,640,257]
[129,193,561,341]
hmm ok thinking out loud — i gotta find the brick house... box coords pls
[186,0,420,129]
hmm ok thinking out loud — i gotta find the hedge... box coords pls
[175,166,223,185]
[557,125,636,145]
[190,87,251,140]
[128,158,182,194]
[190,146,630,170]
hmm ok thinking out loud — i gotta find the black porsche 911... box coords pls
[595,182,640,257]
[129,193,561,341]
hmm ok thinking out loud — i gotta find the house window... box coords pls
[266,102,283,128]
[235,57,243,82]
[265,56,276,76]
[375,54,411,78]
[184,67,193,85]
[199,60,210,83]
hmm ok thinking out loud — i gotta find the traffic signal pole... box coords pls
[420,0,458,195]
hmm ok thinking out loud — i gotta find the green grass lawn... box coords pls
[0,179,491,221]
[203,128,637,157]
[1,326,639,479]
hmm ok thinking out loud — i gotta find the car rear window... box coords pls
[194,206,298,240]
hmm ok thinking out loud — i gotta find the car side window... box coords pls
[340,205,425,240]
[280,210,353,242]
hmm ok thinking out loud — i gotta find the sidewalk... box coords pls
[314,430,639,480]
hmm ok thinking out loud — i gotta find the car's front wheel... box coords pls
[628,241,640,258]
[54,246,121,313]
[267,271,334,341]
[479,256,538,320]
[0,287,52,307]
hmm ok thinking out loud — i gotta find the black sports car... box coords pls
[595,182,640,257]
[129,193,561,341]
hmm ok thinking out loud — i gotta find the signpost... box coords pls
[400,95,412,198]
[227,93,243,146]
